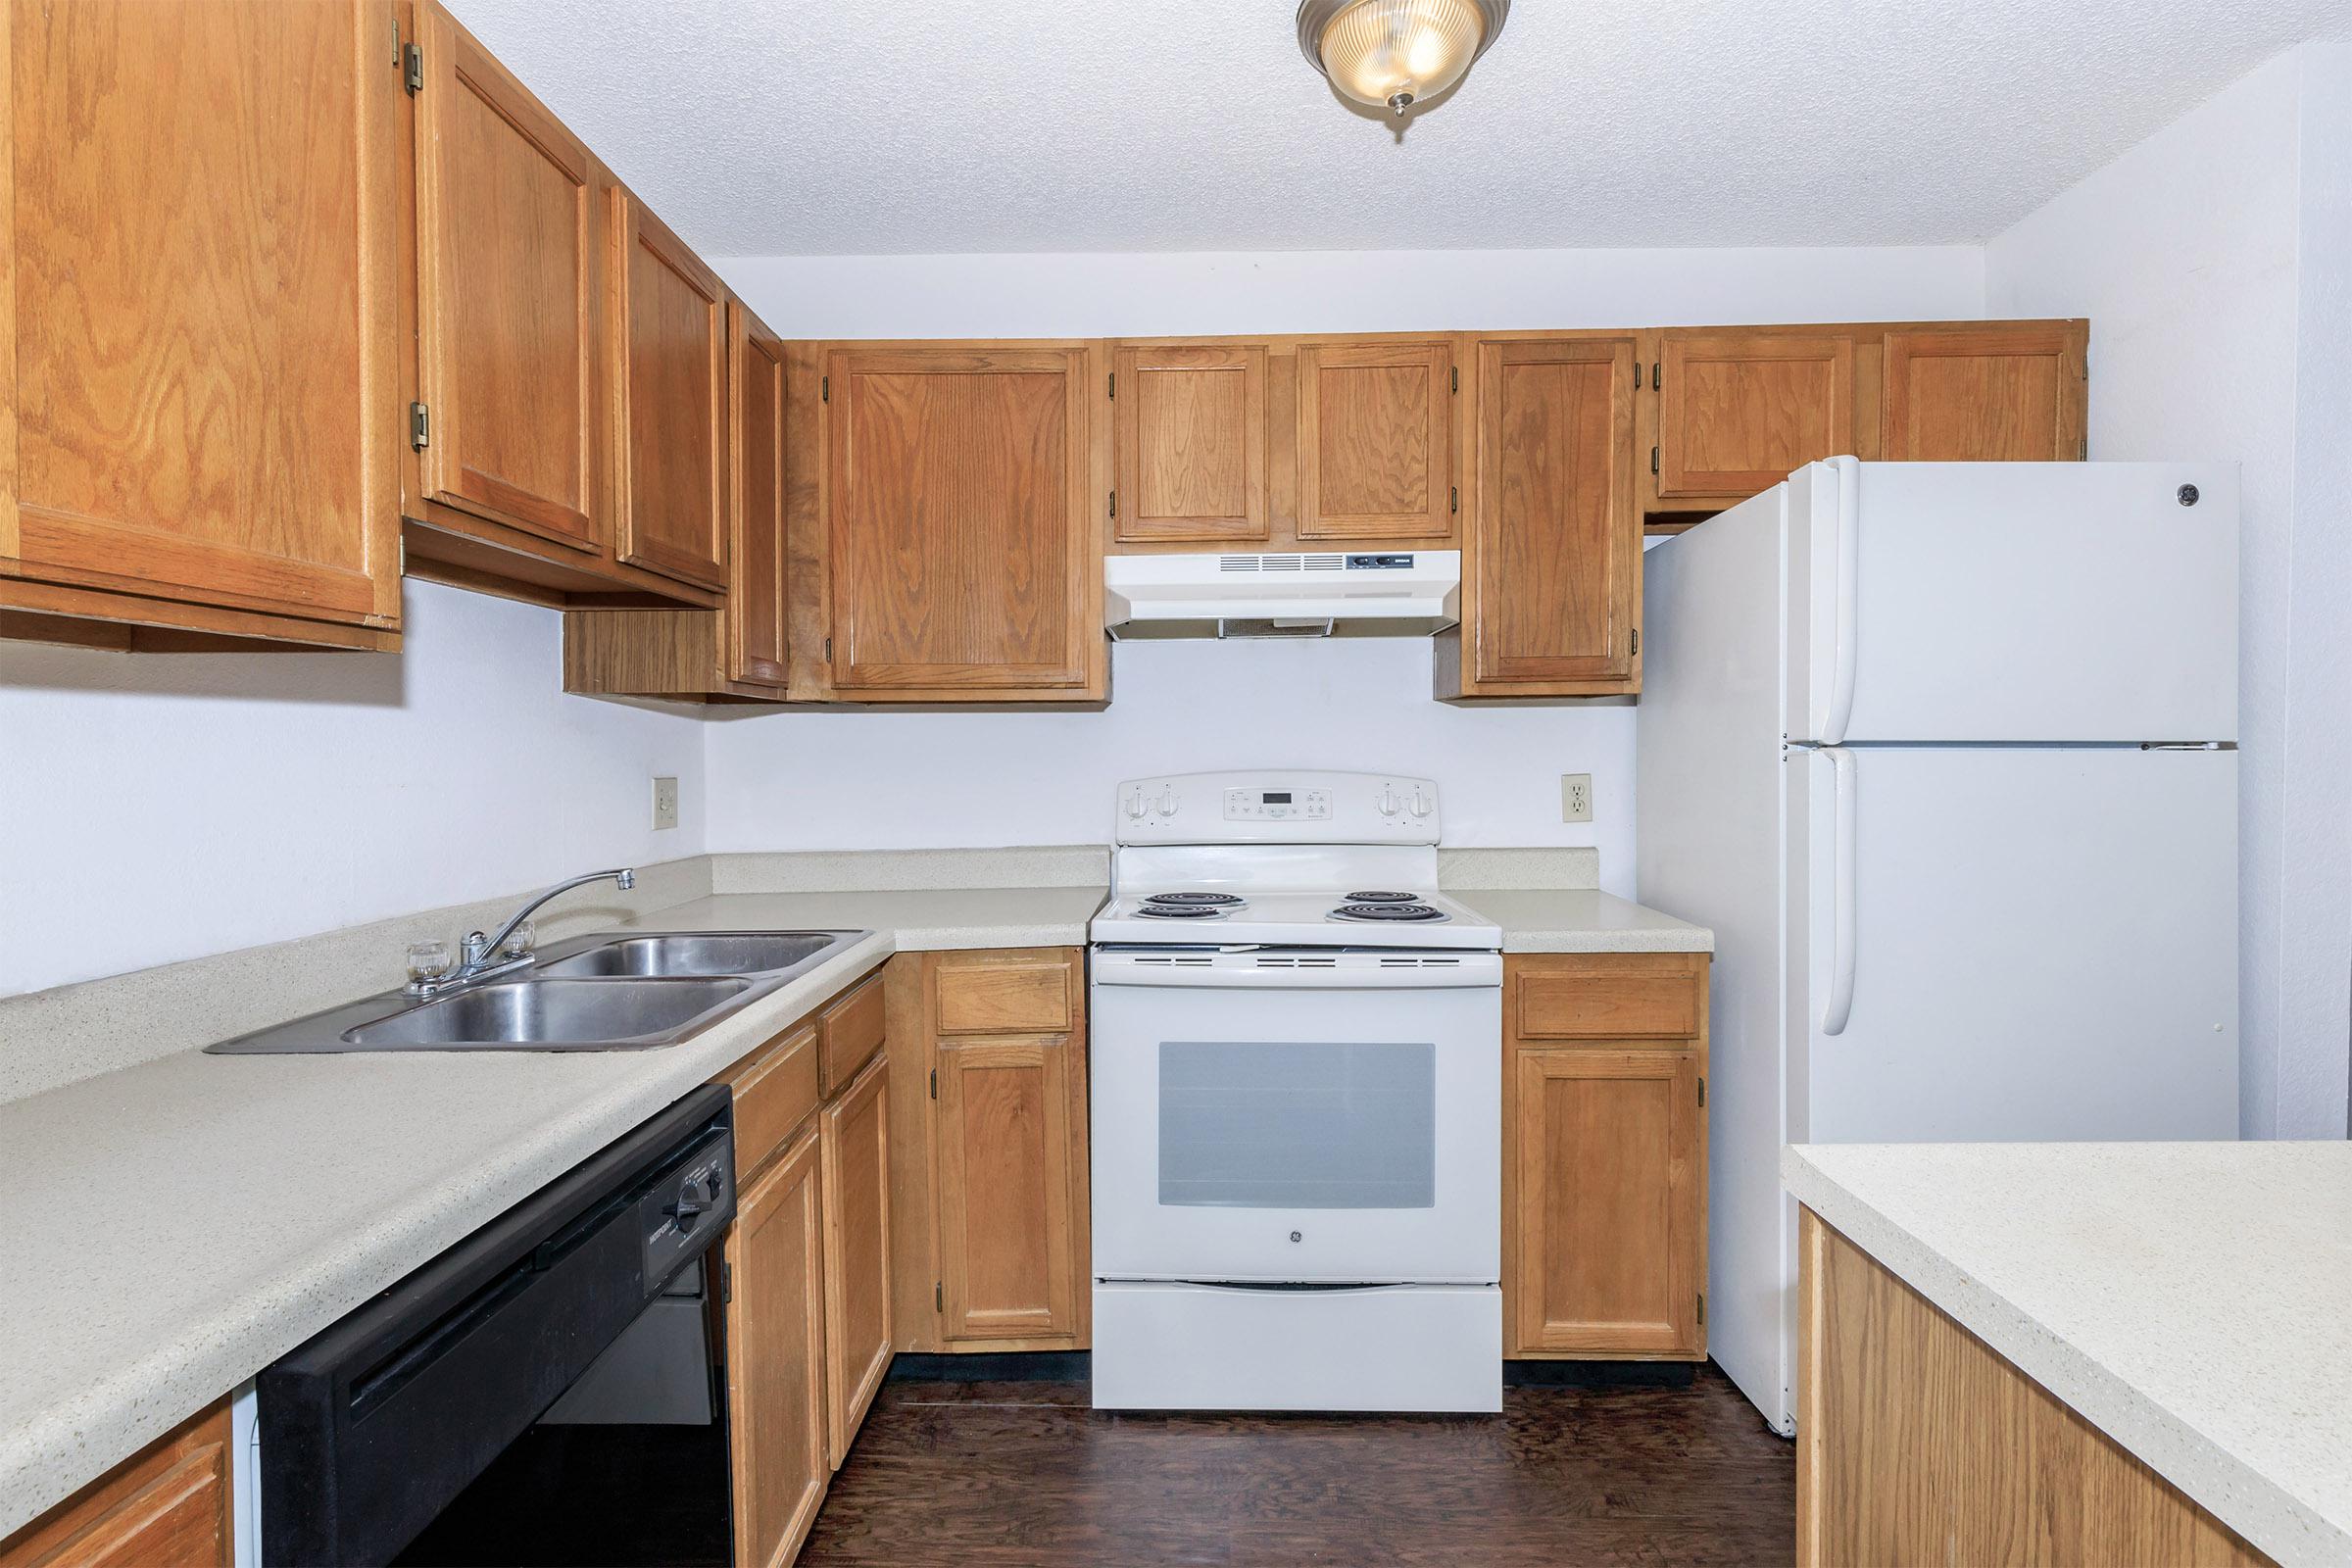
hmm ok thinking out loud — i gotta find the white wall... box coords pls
[703,245,1986,885]
[0,581,708,998]
[1987,41,2352,1138]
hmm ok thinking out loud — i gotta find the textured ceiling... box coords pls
[449,0,2351,256]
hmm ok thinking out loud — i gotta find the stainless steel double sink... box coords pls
[206,931,870,1054]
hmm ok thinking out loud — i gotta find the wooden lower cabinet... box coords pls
[1797,1210,2271,1567]
[933,1035,1087,1342]
[818,1055,893,1467]
[1501,954,1710,1360]
[723,1128,829,1568]
[0,1399,231,1568]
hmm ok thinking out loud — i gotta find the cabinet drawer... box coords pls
[819,971,887,1096]
[724,1024,819,1180]
[1513,958,1703,1040]
[935,956,1075,1036]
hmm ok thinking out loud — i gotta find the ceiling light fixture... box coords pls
[1297,0,1510,119]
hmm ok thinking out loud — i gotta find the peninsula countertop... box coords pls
[1785,1140,2352,1566]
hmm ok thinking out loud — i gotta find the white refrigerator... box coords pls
[1637,458,2240,1436]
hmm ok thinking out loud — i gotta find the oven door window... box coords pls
[1158,1040,1436,1209]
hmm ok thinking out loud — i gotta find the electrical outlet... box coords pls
[651,775,680,831]
[1560,773,1593,824]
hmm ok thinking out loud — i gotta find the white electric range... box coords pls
[1087,770,1503,1414]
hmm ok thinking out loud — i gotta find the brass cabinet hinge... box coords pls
[1107,371,1115,399]
[1696,1292,1705,1326]
[720,1261,733,1304]
[409,402,430,451]
[1694,1071,1702,1105]
[820,375,830,404]
[1650,445,1659,476]
[1449,485,1458,515]
[935,1281,944,1312]
[1650,361,1660,390]
[929,1067,937,1099]
[1108,491,1117,520]
[403,41,422,94]
[1449,365,1459,394]
[1630,627,1640,658]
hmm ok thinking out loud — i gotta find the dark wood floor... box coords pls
[801,1367,1793,1567]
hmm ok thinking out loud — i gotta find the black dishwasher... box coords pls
[260,1086,738,1568]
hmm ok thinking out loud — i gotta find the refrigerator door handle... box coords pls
[1822,744,1858,1036]
[1821,456,1861,745]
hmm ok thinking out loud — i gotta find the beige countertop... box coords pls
[1451,888,1713,953]
[1785,1141,2352,1567]
[0,874,1703,1537]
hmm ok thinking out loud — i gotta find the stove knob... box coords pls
[1377,786,1401,817]
[1410,787,1434,817]
[1155,790,1179,817]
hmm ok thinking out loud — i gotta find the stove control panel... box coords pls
[1115,771,1440,844]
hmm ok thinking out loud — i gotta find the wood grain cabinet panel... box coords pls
[612,192,728,591]
[934,1036,1084,1342]
[1882,324,2086,462]
[1514,956,1705,1040]
[1656,331,1855,502]
[1112,344,1268,541]
[723,1023,820,1181]
[1297,340,1458,540]
[412,1,600,553]
[1509,1048,1704,1357]
[1797,1211,2270,1567]
[722,1128,830,1568]
[1446,336,1638,696]
[819,1056,893,1468]
[817,971,887,1097]
[933,956,1075,1036]
[0,0,403,650]
[729,303,790,687]
[0,1399,231,1568]
[821,346,1101,696]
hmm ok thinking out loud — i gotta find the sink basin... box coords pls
[341,978,752,1051]
[537,933,841,979]
[205,927,873,1055]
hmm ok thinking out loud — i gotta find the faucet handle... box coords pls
[499,920,537,959]
[461,931,493,967]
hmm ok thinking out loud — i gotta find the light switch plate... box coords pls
[1560,773,1592,824]
[652,775,680,831]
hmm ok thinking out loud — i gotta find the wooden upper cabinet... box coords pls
[1655,330,1855,501]
[1298,340,1459,539]
[722,1127,829,1568]
[934,1036,1085,1343]
[729,302,789,688]
[1510,1047,1704,1358]
[1446,336,1639,696]
[1112,344,1268,542]
[611,192,728,591]
[821,345,1102,697]
[1883,324,2086,462]
[411,2,600,554]
[0,0,403,650]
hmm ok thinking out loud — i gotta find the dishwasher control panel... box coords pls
[637,1127,735,1296]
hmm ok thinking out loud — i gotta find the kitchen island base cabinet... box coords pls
[722,1128,829,1568]
[819,1056,893,1469]
[1797,1210,2271,1568]
[0,1399,231,1568]
[1502,954,1710,1360]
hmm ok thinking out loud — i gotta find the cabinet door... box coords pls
[1656,331,1854,501]
[934,1037,1083,1342]
[0,0,402,637]
[1509,1048,1703,1356]
[824,347,1098,694]
[1883,325,2084,462]
[412,2,600,553]
[0,1400,231,1567]
[612,193,727,590]
[1297,340,1457,539]
[819,1056,893,1467]
[1112,344,1267,542]
[722,1127,829,1568]
[728,302,789,688]
[1464,337,1639,690]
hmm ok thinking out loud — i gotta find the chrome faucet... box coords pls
[409,867,637,996]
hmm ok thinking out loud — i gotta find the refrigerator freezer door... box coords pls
[1789,461,2239,744]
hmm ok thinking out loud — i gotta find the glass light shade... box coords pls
[1314,0,1490,115]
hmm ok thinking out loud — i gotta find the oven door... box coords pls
[1089,949,1501,1285]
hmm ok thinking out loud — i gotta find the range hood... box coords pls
[1104,551,1460,639]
